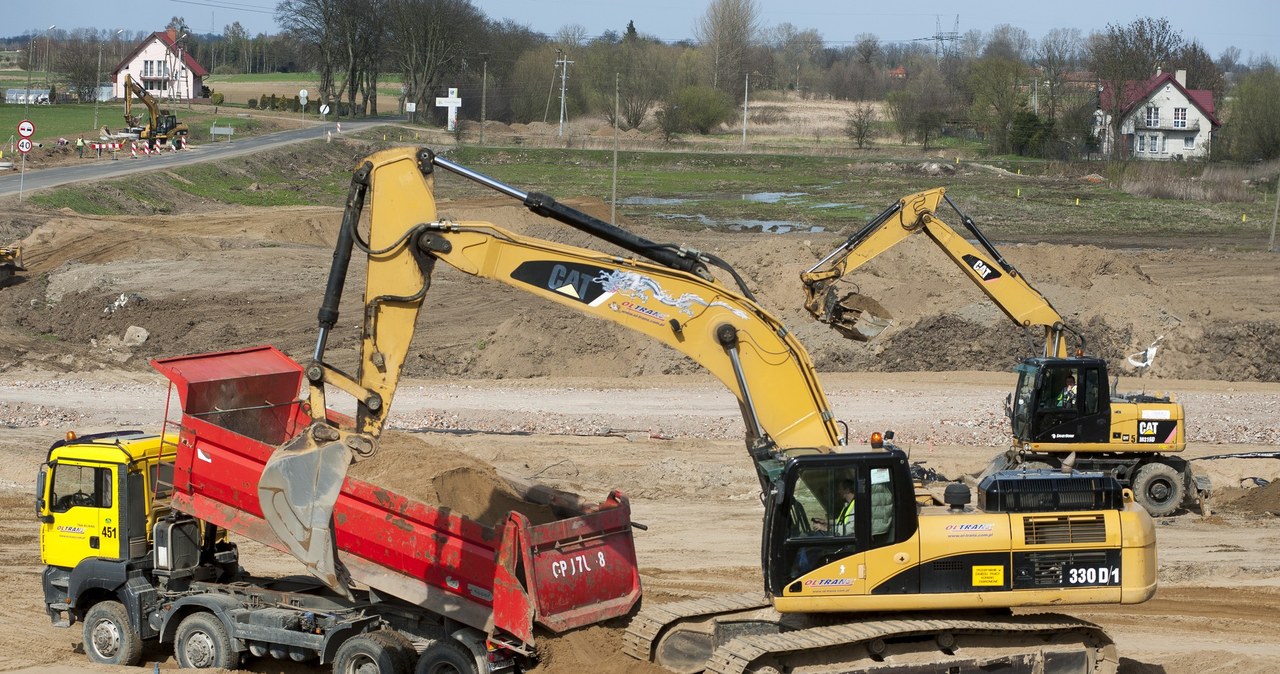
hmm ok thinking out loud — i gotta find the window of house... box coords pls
[1174,108,1187,128]
[1137,135,1146,152]
[1160,135,1167,153]
[1184,135,1195,149]
[1145,106,1159,127]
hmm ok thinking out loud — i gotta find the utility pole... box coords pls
[43,25,55,92]
[557,51,573,137]
[611,73,619,225]
[1270,173,1279,253]
[544,49,560,124]
[741,73,749,148]
[480,53,488,146]
[94,29,124,130]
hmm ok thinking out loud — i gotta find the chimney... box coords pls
[167,27,177,42]
[1155,66,1162,76]
[1175,69,1187,86]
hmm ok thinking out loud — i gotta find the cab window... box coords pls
[50,464,112,512]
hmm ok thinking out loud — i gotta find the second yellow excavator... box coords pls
[801,187,1205,516]
[122,73,189,147]
[256,148,1157,674]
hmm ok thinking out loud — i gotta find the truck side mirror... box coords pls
[35,464,53,523]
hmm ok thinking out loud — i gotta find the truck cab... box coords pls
[1009,357,1113,447]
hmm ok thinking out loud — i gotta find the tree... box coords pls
[384,0,487,124]
[887,59,951,149]
[1179,40,1225,102]
[984,24,1031,62]
[277,0,342,110]
[1217,66,1280,161]
[52,31,99,102]
[1036,27,1082,122]
[694,0,759,94]
[968,54,1026,154]
[844,102,877,148]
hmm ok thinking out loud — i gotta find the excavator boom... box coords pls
[260,147,843,587]
[801,188,1077,358]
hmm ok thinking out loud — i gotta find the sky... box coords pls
[8,0,1276,65]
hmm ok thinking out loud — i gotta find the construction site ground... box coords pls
[1,142,1278,673]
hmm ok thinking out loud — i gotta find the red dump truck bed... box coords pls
[151,345,641,649]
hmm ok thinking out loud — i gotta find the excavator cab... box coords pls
[763,451,914,595]
[1010,358,1111,446]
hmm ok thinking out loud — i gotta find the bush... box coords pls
[659,86,735,136]
[210,92,224,106]
[246,98,257,109]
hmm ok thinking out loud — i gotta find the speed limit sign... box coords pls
[17,138,33,154]
[17,120,34,138]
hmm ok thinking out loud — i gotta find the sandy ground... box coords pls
[1,163,1280,672]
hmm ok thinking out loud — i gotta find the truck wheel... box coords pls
[1132,462,1184,517]
[175,612,237,669]
[368,629,417,674]
[415,639,478,674]
[83,600,143,666]
[334,633,404,674]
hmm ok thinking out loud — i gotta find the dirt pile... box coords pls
[2,185,1278,382]
[1223,480,1280,516]
[347,431,557,527]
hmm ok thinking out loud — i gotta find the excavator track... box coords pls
[623,592,770,663]
[627,597,1117,674]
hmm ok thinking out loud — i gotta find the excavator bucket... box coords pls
[258,426,355,597]
[824,290,894,342]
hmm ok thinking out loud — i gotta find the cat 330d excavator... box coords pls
[255,147,1157,674]
[0,246,23,285]
[801,188,1204,517]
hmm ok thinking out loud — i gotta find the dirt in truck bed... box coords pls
[0,159,1279,673]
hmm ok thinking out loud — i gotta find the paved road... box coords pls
[0,119,389,199]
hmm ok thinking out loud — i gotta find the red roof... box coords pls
[1100,72,1220,128]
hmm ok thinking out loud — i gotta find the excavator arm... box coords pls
[259,147,843,590]
[800,187,1079,358]
[122,74,154,132]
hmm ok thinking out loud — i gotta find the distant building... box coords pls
[111,28,208,102]
[1095,69,1220,160]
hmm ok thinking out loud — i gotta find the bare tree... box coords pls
[277,0,341,108]
[844,102,877,148]
[1217,46,1241,75]
[1035,27,1081,122]
[984,24,1031,61]
[555,24,588,50]
[386,0,487,124]
[693,0,759,95]
[1180,40,1225,102]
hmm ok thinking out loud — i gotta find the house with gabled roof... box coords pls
[1094,68,1220,160]
[110,28,208,102]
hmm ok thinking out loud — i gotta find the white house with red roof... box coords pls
[1094,68,1220,160]
[110,28,208,102]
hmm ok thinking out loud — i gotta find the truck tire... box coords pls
[175,612,237,669]
[83,600,143,666]
[368,629,417,674]
[1132,462,1184,517]
[414,639,478,674]
[334,633,404,674]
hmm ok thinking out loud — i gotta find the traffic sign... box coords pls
[17,138,33,154]
[18,120,34,138]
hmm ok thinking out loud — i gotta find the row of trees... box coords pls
[6,2,1278,161]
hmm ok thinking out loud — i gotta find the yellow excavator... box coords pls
[1,246,24,285]
[122,73,189,147]
[801,187,1203,517]
[257,147,1156,674]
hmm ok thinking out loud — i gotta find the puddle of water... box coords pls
[618,196,690,205]
[738,191,806,203]
[726,220,825,234]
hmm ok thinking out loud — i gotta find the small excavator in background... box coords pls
[801,187,1206,516]
[122,74,189,147]
[1,246,24,285]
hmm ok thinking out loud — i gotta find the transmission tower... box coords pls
[916,15,960,61]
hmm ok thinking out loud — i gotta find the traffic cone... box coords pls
[130,142,138,159]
